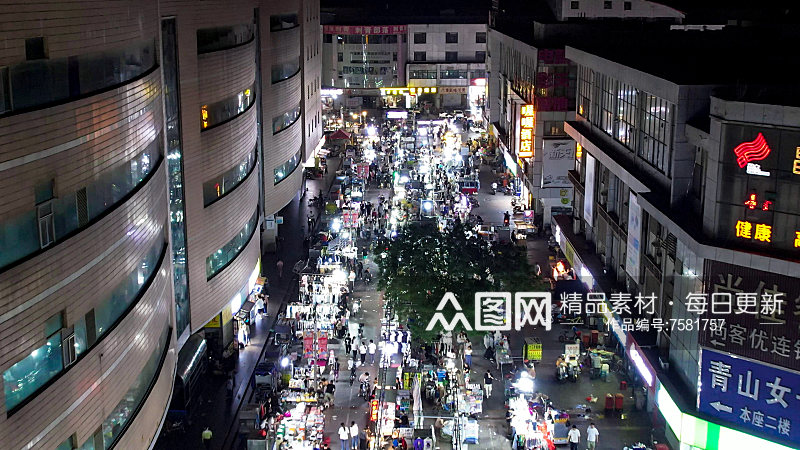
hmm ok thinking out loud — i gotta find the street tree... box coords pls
[376,221,548,342]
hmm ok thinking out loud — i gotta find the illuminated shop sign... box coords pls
[519,104,534,158]
[323,25,408,35]
[735,220,772,242]
[380,87,437,96]
[735,133,772,176]
[576,142,583,159]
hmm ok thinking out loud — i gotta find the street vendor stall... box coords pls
[273,403,325,449]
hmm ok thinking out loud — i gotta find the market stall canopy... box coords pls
[329,129,351,140]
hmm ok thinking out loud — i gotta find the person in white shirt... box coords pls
[350,421,359,449]
[338,423,350,450]
[567,425,580,450]
[586,423,599,450]
[368,340,377,364]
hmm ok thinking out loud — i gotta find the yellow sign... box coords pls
[380,87,437,96]
[793,146,800,175]
[222,304,233,324]
[205,314,221,328]
[519,104,535,158]
[576,143,583,159]
[795,231,800,248]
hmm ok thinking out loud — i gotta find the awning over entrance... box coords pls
[329,129,351,140]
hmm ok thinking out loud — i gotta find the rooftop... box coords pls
[567,26,800,85]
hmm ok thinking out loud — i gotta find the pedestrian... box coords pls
[483,371,494,397]
[368,339,377,364]
[334,358,341,382]
[359,342,367,364]
[201,427,213,449]
[567,425,581,450]
[350,421,359,449]
[325,378,336,406]
[345,335,352,355]
[586,423,599,450]
[277,259,284,279]
[464,343,472,368]
[243,323,250,346]
[226,376,234,399]
[357,261,364,279]
[338,423,350,450]
[534,263,542,277]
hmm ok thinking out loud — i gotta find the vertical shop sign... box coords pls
[625,192,642,279]
[518,104,535,158]
[583,154,596,225]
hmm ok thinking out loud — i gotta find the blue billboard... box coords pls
[699,348,800,447]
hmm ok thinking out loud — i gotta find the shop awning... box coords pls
[177,334,207,384]
[329,129,351,140]
[236,300,256,320]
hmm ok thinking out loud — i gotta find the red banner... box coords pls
[319,334,328,354]
[323,25,407,35]
[303,333,313,358]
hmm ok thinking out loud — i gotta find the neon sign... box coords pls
[735,220,771,242]
[519,104,534,158]
[734,133,771,176]
[744,193,772,211]
[629,347,654,387]
[201,105,209,129]
[794,146,800,175]
[576,143,583,159]
[795,232,800,248]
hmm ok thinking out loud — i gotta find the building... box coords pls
[554,26,800,450]
[0,0,322,447]
[485,0,683,221]
[320,6,487,111]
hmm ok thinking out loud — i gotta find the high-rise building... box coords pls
[0,0,322,447]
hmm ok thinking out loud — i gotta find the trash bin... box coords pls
[604,394,614,411]
[591,330,599,345]
[620,380,627,390]
[614,393,624,411]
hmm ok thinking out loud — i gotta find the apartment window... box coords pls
[577,65,591,118]
[475,32,487,43]
[274,148,303,185]
[543,121,565,136]
[595,72,616,136]
[475,51,486,61]
[639,94,672,173]
[337,52,343,62]
[440,69,467,79]
[690,146,705,201]
[604,1,612,9]
[392,52,397,61]
[414,51,426,61]
[202,147,257,206]
[624,1,632,10]
[616,82,638,148]
[570,1,580,9]
[25,37,47,60]
[445,51,458,62]
[37,201,55,249]
[445,32,459,44]
[413,33,426,44]
[271,58,301,83]
[324,33,332,43]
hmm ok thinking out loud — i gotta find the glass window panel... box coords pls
[197,24,254,53]
[200,84,255,130]
[269,14,298,32]
[271,58,300,83]
[202,147,257,206]
[206,209,259,279]
[3,333,63,411]
[94,239,162,337]
[273,148,302,185]
[8,40,155,112]
[0,136,161,271]
[272,104,301,134]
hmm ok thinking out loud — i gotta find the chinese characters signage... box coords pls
[323,25,407,35]
[699,348,800,447]
[518,104,534,158]
[541,140,574,187]
[718,125,800,251]
[699,260,800,372]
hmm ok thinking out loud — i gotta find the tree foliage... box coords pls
[376,221,548,342]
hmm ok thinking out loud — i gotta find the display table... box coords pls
[275,404,325,449]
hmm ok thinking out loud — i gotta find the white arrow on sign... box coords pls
[710,401,733,413]
[709,339,725,347]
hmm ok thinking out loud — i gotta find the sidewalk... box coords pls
[154,161,341,450]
